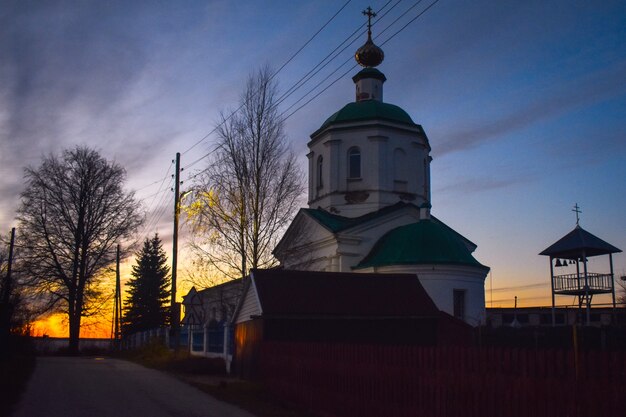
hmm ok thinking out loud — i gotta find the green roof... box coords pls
[355,220,488,270]
[303,202,412,233]
[314,100,417,135]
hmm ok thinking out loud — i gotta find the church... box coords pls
[274,14,489,326]
[181,14,491,360]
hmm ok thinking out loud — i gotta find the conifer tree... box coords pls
[123,234,170,334]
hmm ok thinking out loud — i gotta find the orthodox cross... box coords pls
[572,203,582,226]
[362,6,376,36]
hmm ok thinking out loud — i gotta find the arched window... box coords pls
[317,155,323,188]
[348,147,361,179]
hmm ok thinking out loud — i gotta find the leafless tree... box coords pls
[188,67,304,280]
[16,147,142,353]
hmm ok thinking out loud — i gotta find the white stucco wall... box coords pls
[359,264,488,326]
[307,121,430,218]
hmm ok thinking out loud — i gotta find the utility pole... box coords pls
[113,244,122,347]
[171,152,181,349]
[1,228,15,308]
[1,228,16,353]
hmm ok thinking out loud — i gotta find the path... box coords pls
[12,356,256,417]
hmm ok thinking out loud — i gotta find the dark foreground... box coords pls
[12,357,255,417]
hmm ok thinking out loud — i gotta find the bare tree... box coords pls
[16,147,142,353]
[188,67,304,280]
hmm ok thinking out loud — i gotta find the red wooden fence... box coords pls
[259,342,626,417]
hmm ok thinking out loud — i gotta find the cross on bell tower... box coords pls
[572,203,582,226]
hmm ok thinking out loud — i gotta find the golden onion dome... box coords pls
[355,34,384,68]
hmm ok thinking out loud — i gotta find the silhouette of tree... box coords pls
[16,147,142,354]
[122,234,170,334]
[188,66,304,280]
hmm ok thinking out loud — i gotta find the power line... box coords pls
[133,161,174,194]
[281,0,441,122]
[137,182,174,243]
[180,0,354,160]
[489,283,550,293]
[274,0,400,110]
[270,0,354,84]
[375,0,425,39]
[380,0,441,47]
[184,0,441,171]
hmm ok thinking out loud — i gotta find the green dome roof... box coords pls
[356,220,488,270]
[316,100,417,134]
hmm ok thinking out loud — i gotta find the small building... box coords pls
[486,306,622,328]
[181,279,242,362]
[231,269,472,378]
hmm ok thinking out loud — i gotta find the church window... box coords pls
[317,156,323,188]
[453,289,465,320]
[348,147,361,179]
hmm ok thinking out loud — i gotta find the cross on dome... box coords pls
[363,6,376,37]
[355,6,384,68]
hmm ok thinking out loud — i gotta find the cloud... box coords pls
[0,2,188,222]
[433,60,626,156]
[435,174,536,196]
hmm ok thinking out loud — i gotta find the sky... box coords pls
[1,0,625,336]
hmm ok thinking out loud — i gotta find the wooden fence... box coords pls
[259,342,625,417]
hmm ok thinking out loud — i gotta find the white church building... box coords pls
[274,18,489,325]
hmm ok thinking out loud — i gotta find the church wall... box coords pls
[235,282,262,324]
[276,215,340,271]
[361,264,487,326]
[308,123,429,218]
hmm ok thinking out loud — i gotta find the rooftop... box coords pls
[539,225,622,258]
[250,269,439,318]
[313,100,418,137]
[356,219,489,270]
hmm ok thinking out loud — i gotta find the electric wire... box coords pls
[375,0,425,39]
[136,180,174,244]
[180,0,354,159]
[379,0,441,47]
[274,0,400,110]
[134,161,175,238]
[274,0,397,108]
[182,0,440,175]
[280,0,441,122]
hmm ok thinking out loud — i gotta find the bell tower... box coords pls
[307,7,432,217]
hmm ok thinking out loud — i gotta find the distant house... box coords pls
[231,269,471,378]
[486,306,624,328]
[181,279,242,363]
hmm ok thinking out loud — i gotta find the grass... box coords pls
[117,341,228,374]
[119,342,314,417]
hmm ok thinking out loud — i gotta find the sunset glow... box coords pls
[2,1,625,335]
